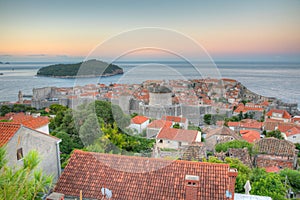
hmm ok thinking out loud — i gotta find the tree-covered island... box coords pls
[36,59,123,78]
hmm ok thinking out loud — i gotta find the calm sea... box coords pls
[0,61,299,109]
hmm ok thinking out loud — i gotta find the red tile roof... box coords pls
[292,117,300,123]
[254,137,295,157]
[131,116,149,125]
[233,104,264,113]
[285,127,300,137]
[147,120,172,129]
[266,109,291,119]
[162,116,187,123]
[0,122,21,146]
[10,113,49,129]
[54,150,237,200]
[228,120,263,130]
[265,166,280,173]
[240,130,261,143]
[157,127,198,143]
[206,126,242,140]
[278,123,299,133]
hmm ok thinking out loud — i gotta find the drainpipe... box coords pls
[56,139,62,178]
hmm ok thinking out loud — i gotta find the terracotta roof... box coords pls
[263,121,279,131]
[228,120,262,130]
[278,123,299,133]
[240,130,260,143]
[162,116,187,123]
[206,126,242,140]
[233,104,264,113]
[157,127,198,143]
[285,127,300,137]
[265,166,280,173]
[147,120,172,129]
[54,150,237,200]
[292,116,300,123]
[266,109,291,119]
[227,122,239,127]
[131,116,149,125]
[0,122,21,146]
[254,137,295,157]
[10,113,49,129]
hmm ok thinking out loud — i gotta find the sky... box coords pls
[0,0,300,62]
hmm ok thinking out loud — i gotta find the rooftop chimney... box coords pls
[228,168,238,200]
[46,192,64,200]
[185,175,199,200]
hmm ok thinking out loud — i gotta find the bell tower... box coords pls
[18,90,24,104]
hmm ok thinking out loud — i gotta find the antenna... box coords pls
[101,188,112,199]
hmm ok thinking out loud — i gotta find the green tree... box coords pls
[266,130,284,140]
[49,104,67,115]
[224,157,251,193]
[0,148,53,200]
[215,140,253,153]
[238,111,243,121]
[295,143,300,157]
[173,123,181,129]
[79,114,103,145]
[251,172,286,200]
[0,105,11,116]
[279,168,300,193]
[12,104,26,113]
[204,114,212,125]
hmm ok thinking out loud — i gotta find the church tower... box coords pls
[18,90,24,104]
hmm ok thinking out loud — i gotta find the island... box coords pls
[36,59,123,78]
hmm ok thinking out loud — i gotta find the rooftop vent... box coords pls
[185,175,199,200]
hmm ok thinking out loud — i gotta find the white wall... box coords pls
[5,127,60,182]
[36,124,49,134]
[129,120,150,133]
[287,134,300,143]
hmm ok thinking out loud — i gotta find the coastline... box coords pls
[36,71,124,79]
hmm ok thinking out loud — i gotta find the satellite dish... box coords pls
[101,187,113,199]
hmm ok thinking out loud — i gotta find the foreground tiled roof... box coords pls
[10,113,49,129]
[131,115,149,124]
[55,150,237,200]
[0,122,21,146]
[147,120,173,129]
[254,137,295,157]
[157,127,198,143]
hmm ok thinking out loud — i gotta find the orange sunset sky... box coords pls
[0,0,300,61]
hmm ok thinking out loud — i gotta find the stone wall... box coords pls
[255,155,294,169]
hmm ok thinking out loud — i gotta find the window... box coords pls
[159,140,163,143]
[293,136,296,139]
[17,148,23,160]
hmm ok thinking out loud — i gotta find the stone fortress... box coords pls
[28,78,299,126]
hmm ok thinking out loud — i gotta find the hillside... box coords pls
[36,59,123,78]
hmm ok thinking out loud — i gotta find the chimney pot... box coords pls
[185,175,199,200]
